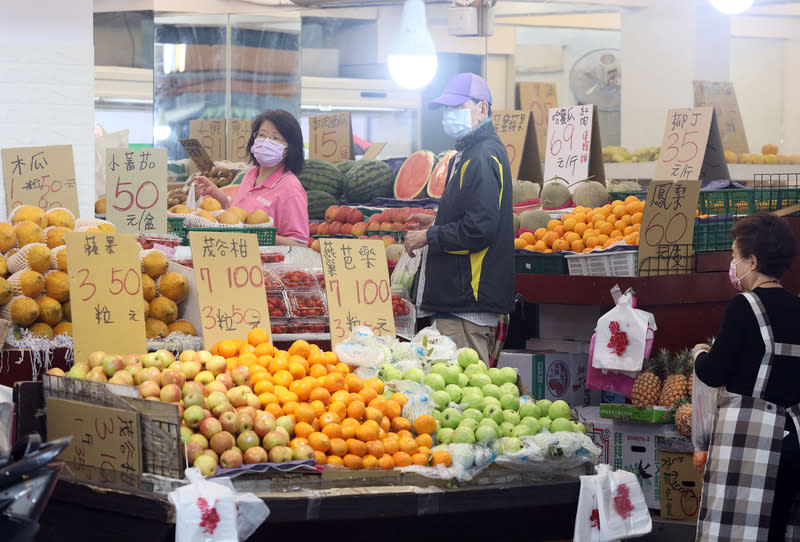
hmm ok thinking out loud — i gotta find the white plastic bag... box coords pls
[574,474,603,542]
[593,290,656,374]
[596,464,652,541]
[412,326,458,364]
[390,248,422,299]
[333,326,394,369]
[692,372,720,452]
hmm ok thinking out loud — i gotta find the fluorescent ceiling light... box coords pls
[710,0,754,15]
[388,0,438,90]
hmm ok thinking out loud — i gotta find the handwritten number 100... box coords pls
[328,279,390,306]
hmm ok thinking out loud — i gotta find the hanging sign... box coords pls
[179,138,215,173]
[1,145,79,215]
[189,119,226,163]
[227,118,253,163]
[105,148,167,234]
[492,110,543,183]
[693,80,748,155]
[308,113,353,163]
[654,107,729,182]
[515,82,558,161]
[543,104,605,186]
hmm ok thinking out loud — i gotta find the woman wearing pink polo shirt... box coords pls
[192,110,309,246]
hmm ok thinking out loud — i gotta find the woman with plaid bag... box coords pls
[693,212,800,541]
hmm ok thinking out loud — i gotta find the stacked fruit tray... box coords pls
[264,264,329,336]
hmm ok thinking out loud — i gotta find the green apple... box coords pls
[461,387,484,409]
[519,401,541,419]
[521,417,542,435]
[503,436,523,454]
[453,426,476,444]
[424,373,446,391]
[499,421,515,438]
[441,407,463,429]
[512,424,533,438]
[550,418,574,432]
[574,422,586,434]
[458,418,478,431]
[483,404,504,425]
[464,364,485,378]
[500,382,520,398]
[444,384,462,403]
[548,400,571,420]
[430,363,448,377]
[479,417,500,433]
[457,373,469,387]
[536,399,553,413]
[475,424,497,442]
[432,390,451,409]
[500,393,520,412]
[436,427,455,445]
[457,348,480,369]
[481,396,501,410]
[441,364,461,386]
[402,367,426,383]
[462,408,483,422]
[431,409,442,423]
[488,367,504,386]
[538,416,552,431]
[499,366,518,385]
[502,409,521,426]
[481,383,502,400]
[469,372,491,389]
[379,363,403,382]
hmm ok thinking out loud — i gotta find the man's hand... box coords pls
[404,229,428,257]
[406,213,434,230]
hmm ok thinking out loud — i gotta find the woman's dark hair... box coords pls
[246,110,304,175]
[731,212,797,278]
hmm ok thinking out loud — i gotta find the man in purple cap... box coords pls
[404,72,514,365]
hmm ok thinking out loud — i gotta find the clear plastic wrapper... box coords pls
[286,289,327,318]
[398,442,496,482]
[333,326,394,369]
[262,268,284,290]
[270,264,319,289]
[692,372,720,452]
[385,379,434,422]
[137,233,182,250]
[494,432,601,473]
[285,317,328,334]
[265,290,289,318]
[412,326,458,364]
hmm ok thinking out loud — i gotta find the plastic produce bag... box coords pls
[412,326,458,364]
[390,247,421,299]
[168,467,269,542]
[596,463,652,541]
[333,326,394,370]
[592,289,656,374]
[691,372,720,453]
[385,380,434,422]
[574,474,603,542]
[398,442,496,482]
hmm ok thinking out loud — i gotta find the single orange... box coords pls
[248,327,269,346]
[314,450,327,465]
[365,406,384,424]
[378,454,394,470]
[415,433,433,448]
[328,437,347,457]
[288,339,310,358]
[547,219,560,231]
[542,231,559,248]
[382,437,400,455]
[341,418,360,439]
[272,369,293,389]
[325,455,344,467]
[411,453,428,466]
[318,411,341,427]
[323,351,338,365]
[570,239,585,252]
[294,403,316,424]
[346,438,367,457]
[391,393,407,407]
[384,400,401,420]
[253,379,274,396]
[396,429,413,440]
[391,417,412,432]
[258,392,279,408]
[363,377,384,394]
[325,373,346,394]
[309,364,328,379]
[631,211,643,225]
[398,436,418,455]
[308,432,331,453]
[322,422,343,440]
[344,373,364,393]
[294,421,314,439]
[328,400,347,421]
[552,239,569,252]
[254,341,274,357]
[362,454,378,470]
[392,451,412,467]
[239,343,256,356]
[310,399,326,418]
[288,361,306,380]
[413,414,437,435]
[368,396,388,414]
[280,392,299,405]
[217,340,238,358]
[379,416,391,433]
[282,401,299,415]
[358,387,378,404]
[355,421,380,442]
[519,231,535,244]
[366,440,385,458]
[331,389,350,404]
[347,400,366,421]
[342,454,364,470]
[268,357,289,374]
[431,450,451,467]
[264,403,283,418]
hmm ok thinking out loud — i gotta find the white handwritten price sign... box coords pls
[105,148,167,234]
[309,113,353,163]
[491,110,543,183]
[65,232,147,362]
[543,104,605,186]
[515,82,558,161]
[320,238,394,346]
[694,80,749,155]
[227,118,253,163]
[1,145,79,216]
[188,231,269,349]
[47,397,142,475]
[654,107,730,183]
[189,119,226,163]
[637,180,701,277]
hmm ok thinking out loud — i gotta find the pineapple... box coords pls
[658,349,690,408]
[675,399,692,439]
[631,354,666,408]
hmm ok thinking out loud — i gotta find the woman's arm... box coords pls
[275,235,307,247]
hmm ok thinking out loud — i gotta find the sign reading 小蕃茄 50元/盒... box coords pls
[105,148,167,234]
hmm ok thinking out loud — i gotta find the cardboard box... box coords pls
[613,420,674,509]
[600,403,675,423]
[576,406,614,465]
[659,451,703,520]
[498,350,601,405]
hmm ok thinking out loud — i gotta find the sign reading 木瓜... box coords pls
[227,118,253,163]
[543,104,605,186]
[308,113,353,163]
[654,107,729,182]
[637,180,701,277]
[105,148,167,234]
[491,110,543,183]
[515,82,558,161]
[189,231,270,349]
[693,80,748,155]
[320,238,395,346]
[1,145,79,216]
[189,119,226,163]
[65,232,147,362]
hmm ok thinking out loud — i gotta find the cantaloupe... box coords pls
[572,181,609,209]
[519,209,552,231]
[540,181,571,209]
[513,181,540,204]
[513,213,520,235]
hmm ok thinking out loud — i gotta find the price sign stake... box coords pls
[320,238,395,346]
[543,104,605,186]
[491,110,542,183]
[189,231,270,349]
[2,145,79,216]
[515,82,558,161]
[637,180,701,277]
[694,80,749,155]
[227,118,253,163]
[105,148,167,234]
[308,113,353,163]
[654,107,729,182]
[65,232,147,362]
[189,119,226,163]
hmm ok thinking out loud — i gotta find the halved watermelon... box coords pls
[394,150,435,199]
[426,150,456,198]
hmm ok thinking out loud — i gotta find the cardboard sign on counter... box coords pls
[654,107,729,183]
[320,238,395,346]
[543,105,605,186]
[46,397,142,475]
[491,110,543,183]
[361,142,386,161]
[694,80,748,155]
[659,450,702,520]
[1,145,79,216]
[65,232,147,362]
[308,113,353,163]
[227,118,253,163]
[105,148,167,234]
[179,138,215,173]
[515,82,558,161]
[637,180,701,277]
[188,231,270,349]
[189,119,226,163]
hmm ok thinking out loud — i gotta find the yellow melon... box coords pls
[0,256,7,277]
[61,300,71,321]
[724,151,738,164]
[9,296,40,326]
[0,277,11,305]
[44,271,69,302]
[167,319,196,336]
[762,143,779,155]
[36,296,63,326]
[158,272,188,302]
[764,154,779,164]
[10,270,45,298]
[194,210,217,223]
[95,198,106,215]
[149,296,178,324]
[0,223,17,253]
[142,274,157,302]
[26,244,52,273]
[228,206,249,222]
[29,322,54,340]
[12,205,47,229]
[145,318,169,339]
[199,196,223,212]
[14,221,44,247]
[142,250,168,279]
[169,204,191,214]
[246,209,270,224]
[55,248,67,272]
[45,226,71,249]
[53,321,72,337]
[750,153,766,164]
[217,211,240,225]
[46,209,75,229]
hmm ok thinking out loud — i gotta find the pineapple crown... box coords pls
[675,397,691,408]
[667,349,692,375]
[642,355,667,380]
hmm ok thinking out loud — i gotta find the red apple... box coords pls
[87,351,106,368]
[317,222,330,235]
[109,371,134,386]
[309,222,319,235]
[347,208,364,224]
[329,221,343,235]
[219,411,240,434]
[324,205,339,223]
[230,365,251,387]
[341,223,353,235]
[253,413,277,438]
[243,445,268,465]
[159,383,182,403]
[160,368,185,388]
[210,430,235,455]
[178,350,196,362]
[199,417,223,440]
[394,209,408,223]
[182,380,205,399]
[205,380,228,395]
[180,360,201,380]
[211,402,235,418]
[139,380,160,398]
[335,206,351,223]
[381,235,395,247]
[186,441,205,465]
[206,355,227,375]
[134,366,160,386]
[220,448,243,469]
[215,372,233,390]
[268,445,293,463]
[226,386,248,408]
[352,222,367,236]
[245,394,261,410]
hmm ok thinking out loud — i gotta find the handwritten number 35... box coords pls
[661,131,699,163]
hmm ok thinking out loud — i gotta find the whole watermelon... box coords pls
[306,190,338,220]
[336,160,358,176]
[297,159,343,199]
[343,160,394,204]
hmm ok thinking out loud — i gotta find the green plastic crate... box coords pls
[514,252,568,275]
[752,187,800,213]
[693,219,734,252]
[608,190,646,202]
[184,226,277,246]
[167,216,186,240]
[698,189,754,215]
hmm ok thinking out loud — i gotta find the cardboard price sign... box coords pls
[105,148,167,234]
[654,107,729,182]
[637,180,701,277]
[65,233,147,362]
[227,118,253,163]
[189,119,226,163]
[515,82,558,161]
[694,80,748,155]
[308,113,353,163]
[491,110,543,183]
[47,397,142,475]
[188,231,270,349]
[1,145,79,216]
[320,238,394,346]
[543,105,605,186]
[179,138,215,173]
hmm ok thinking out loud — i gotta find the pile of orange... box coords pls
[211,331,451,470]
[514,196,644,253]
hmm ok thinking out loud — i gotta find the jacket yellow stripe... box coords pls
[446,250,469,255]
[490,154,503,208]
[470,248,488,301]
[459,159,471,190]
